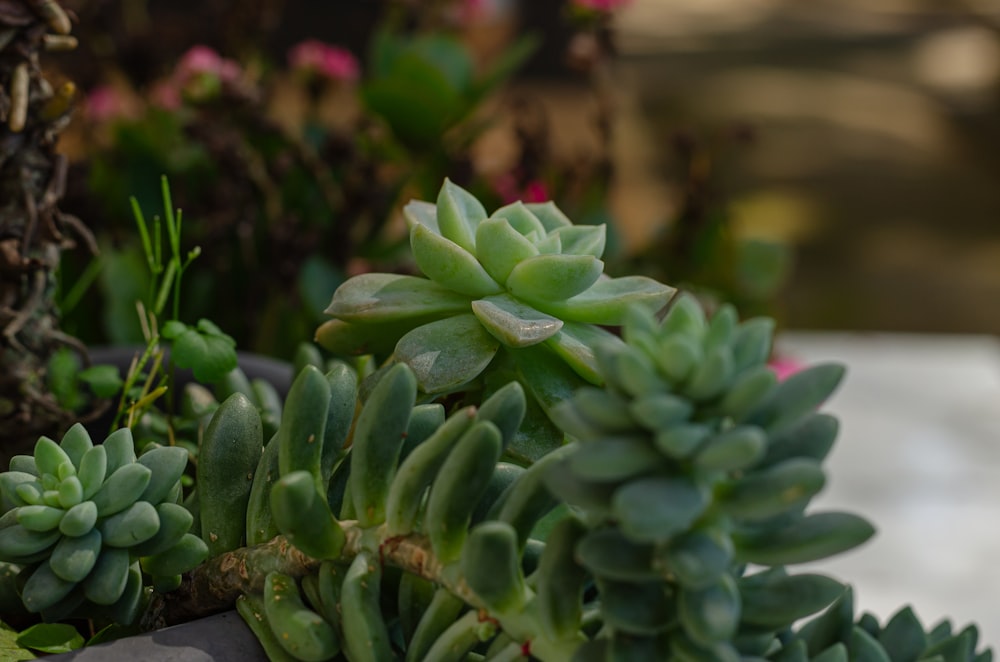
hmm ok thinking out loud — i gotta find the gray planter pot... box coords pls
[52,611,267,661]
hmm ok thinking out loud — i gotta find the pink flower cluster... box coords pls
[85,85,132,122]
[288,40,360,83]
[151,46,243,109]
[768,356,803,382]
[571,0,632,13]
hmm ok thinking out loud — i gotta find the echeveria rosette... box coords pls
[0,424,207,623]
[317,179,673,458]
[545,296,877,659]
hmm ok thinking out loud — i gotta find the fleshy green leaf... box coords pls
[394,315,500,393]
[490,201,546,237]
[436,178,487,253]
[552,224,607,258]
[403,200,439,233]
[739,572,847,628]
[612,476,709,543]
[507,254,604,303]
[734,512,876,565]
[544,322,620,385]
[471,294,562,348]
[524,201,573,232]
[316,318,433,358]
[747,364,846,432]
[410,224,503,297]
[533,276,675,325]
[474,217,540,284]
[325,273,471,322]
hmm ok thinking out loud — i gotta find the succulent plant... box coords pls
[544,295,878,658]
[0,424,207,623]
[316,178,674,459]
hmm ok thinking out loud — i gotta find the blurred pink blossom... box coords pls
[85,85,130,122]
[571,0,632,12]
[288,40,359,83]
[768,355,803,382]
[149,80,182,110]
[493,174,550,204]
[176,46,242,85]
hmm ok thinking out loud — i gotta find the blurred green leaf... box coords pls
[47,347,84,411]
[0,622,33,660]
[165,319,238,383]
[16,623,82,654]
[78,364,125,399]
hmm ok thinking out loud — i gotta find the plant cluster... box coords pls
[0,179,993,661]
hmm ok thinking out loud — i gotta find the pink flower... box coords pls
[149,80,182,110]
[85,85,130,122]
[288,40,359,83]
[768,355,803,382]
[493,174,550,205]
[571,0,632,12]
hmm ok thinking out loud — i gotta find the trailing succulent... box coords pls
[0,181,993,661]
[0,424,206,624]
[316,179,674,460]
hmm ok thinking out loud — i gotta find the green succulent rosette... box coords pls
[545,296,878,658]
[316,179,673,458]
[0,424,207,624]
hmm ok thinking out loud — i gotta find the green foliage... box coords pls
[161,319,237,383]
[0,424,205,624]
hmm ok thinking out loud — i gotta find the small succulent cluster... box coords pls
[780,588,992,662]
[545,295,877,658]
[317,179,674,458]
[0,424,207,623]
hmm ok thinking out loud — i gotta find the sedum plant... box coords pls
[0,424,206,625]
[317,179,674,459]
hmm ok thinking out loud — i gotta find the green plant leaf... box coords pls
[734,512,876,565]
[474,217,540,284]
[78,365,124,399]
[471,294,562,348]
[16,623,83,654]
[612,476,709,543]
[166,320,238,383]
[410,224,503,298]
[0,624,33,660]
[551,224,607,258]
[739,572,847,628]
[325,273,471,322]
[403,200,439,232]
[747,364,846,432]
[489,202,547,237]
[395,315,500,393]
[532,276,675,325]
[544,322,622,385]
[506,254,604,302]
[437,178,487,254]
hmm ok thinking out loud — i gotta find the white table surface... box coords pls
[776,332,1000,650]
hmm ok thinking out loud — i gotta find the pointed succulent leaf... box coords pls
[506,254,604,302]
[569,437,666,482]
[403,199,439,233]
[436,178,487,253]
[660,527,733,589]
[395,315,500,393]
[576,528,659,582]
[325,273,471,322]
[316,318,431,357]
[509,343,588,416]
[877,607,927,662]
[474,217,540,285]
[734,511,876,565]
[410,224,503,297]
[662,294,708,338]
[739,572,847,628]
[747,364,846,432]
[720,458,826,522]
[533,276,675,325]
[471,294,563,348]
[524,201,573,231]
[613,476,709,543]
[733,317,776,371]
[490,201,546,237]
[534,232,562,255]
[552,224,607,258]
[544,322,622,385]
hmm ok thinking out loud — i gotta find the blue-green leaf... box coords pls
[612,476,709,543]
[16,623,82,654]
[437,178,487,253]
[395,315,500,393]
[507,254,604,302]
[533,276,675,325]
[471,294,562,348]
[410,224,503,297]
[474,217,539,284]
[325,274,471,322]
